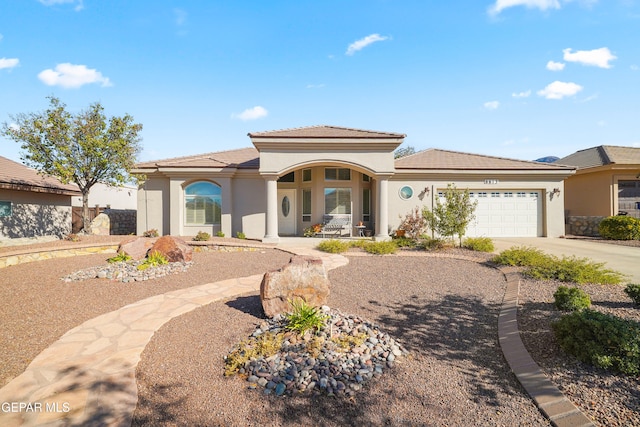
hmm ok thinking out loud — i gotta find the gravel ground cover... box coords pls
[0,246,292,387]
[518,278,640,426]
[133,255,549,426]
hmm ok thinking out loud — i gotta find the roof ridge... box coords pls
[598,146,613,165]
[141,147,255,165]
[248,124,405,137]
[427,147,558,166]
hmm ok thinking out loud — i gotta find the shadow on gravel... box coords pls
[372,294,520,407]
[225,295,266,318]
[132,374,186,426]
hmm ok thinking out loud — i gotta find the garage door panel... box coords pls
[463,190,542,237]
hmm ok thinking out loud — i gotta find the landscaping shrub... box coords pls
[462,237,495,253]
[137,251,168,270]
[398,206,428,239]
[625,284,640,306]
[492,246,548,267]
[317,239,350,253]
[142,229,159,238]
[216,231,225,237]
[363,240,398,255]
[236,231,246,239]
[224,332,284,376]
[107,252,132,263]
[552,309,640,376]
[285,299,329,336]
[348,239,370,249]
[553,286,591,311]
[392,236,417,248]
[524,255,625,285]
[193,231,210,241]
[418,237,451,251]
[598,216,640,241]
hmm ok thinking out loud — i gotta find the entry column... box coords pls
[263,175,280,243]
[375,175,392,241]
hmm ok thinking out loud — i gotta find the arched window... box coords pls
[184,181,221,225]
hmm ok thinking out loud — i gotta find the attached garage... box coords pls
[465,190,542,237]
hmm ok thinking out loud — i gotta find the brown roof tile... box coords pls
[395,148,574,170]
[248,125,406,139]
[556,145,640,169]
[135,147,259,170]
[0,156,80,195]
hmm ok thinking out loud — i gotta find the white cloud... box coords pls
[537,81,583,99]
[512,90,531,98]
[37,63,112,88]
[563,47,616,68]
[38,0,84,11]
[546,60,565,71]
[488,0,560,16]
[0,58,19,70]
[231,106,268,121]
[346,34,389,56]
[484,101,500,110]
[306,84,326,89]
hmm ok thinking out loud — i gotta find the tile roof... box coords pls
[394,148,575,170]
[0,156,80,195]
[555,145,640,169]
[135,147,259,169]
[248,125,406,139]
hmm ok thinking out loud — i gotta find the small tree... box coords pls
[422,183,478,247]
[398,206,429,239]
[2,96,143,233]
[394,145,416,159]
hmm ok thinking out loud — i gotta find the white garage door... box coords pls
[460,190,542,237]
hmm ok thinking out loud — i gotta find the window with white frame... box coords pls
[325,168,351,181]
[362,188,371,222]
[302,168,312,182]
[302,189,311,222]
[324,188,351,214]
[184,181,221,225]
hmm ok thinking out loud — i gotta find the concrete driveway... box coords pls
[492,237,640,284]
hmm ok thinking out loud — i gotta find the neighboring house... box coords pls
[133,125,575,242]
[71,182,137,210]
[0,156,80,239]
[555,145,640,235]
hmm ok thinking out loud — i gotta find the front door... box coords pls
[277,189,296,235]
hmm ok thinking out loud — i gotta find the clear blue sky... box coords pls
[1,0,639,163]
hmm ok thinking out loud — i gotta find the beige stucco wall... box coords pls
[0,188,73,239]
[387,174,568,237]
[137,176,169,235]
[563,170,613,217]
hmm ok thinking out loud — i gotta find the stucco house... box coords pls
[0,156,80,239]
[555,145,640,235]
[133,125,575,242]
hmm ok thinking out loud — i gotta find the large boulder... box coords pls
[117,236,156,260]
[260,256,330,318]
[149,235,193,262]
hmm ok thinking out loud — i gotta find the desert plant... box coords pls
[363,241,398,255]
[552,309,640,376]
[462,237,495,253]
[349,239,370,249]
[137,250,168,270]
[216,231,225,237]
[142,229,159,238]
[625,284,640,306]
[107,252,132,263]
[398,206,429,239]
[317,239,350,253]
[492,246,548,267]
[392,236,417,248]
[553,286,591,311]
[525,255,625,285]
[284,299,329,336]
[598,216,640,241]
[224,332,284,376]
[193,231,210,241]
[418,237,451,251]
[236,231,246,239]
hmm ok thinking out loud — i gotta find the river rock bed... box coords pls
[226,306,408,397]
[62,260,193,283]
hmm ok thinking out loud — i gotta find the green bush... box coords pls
[317,239,350,253]
[492,246,548,266]
[137,250,168,271]
[349,239,370,249]
[598,216,640,240]
[285,298,329,336]
[107,252,132,263]
[392,236,417,248]
[142,229,159,238]
[236,231,246,239]
[625,284,640,306]
[216,231,225,237]
[418,237,451,251]
[363,240,398,255]
[462,237,495,253]
[524,255,625,285]
[553,286,591,311]
[552,309,640,376]
[193,231,210,241]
